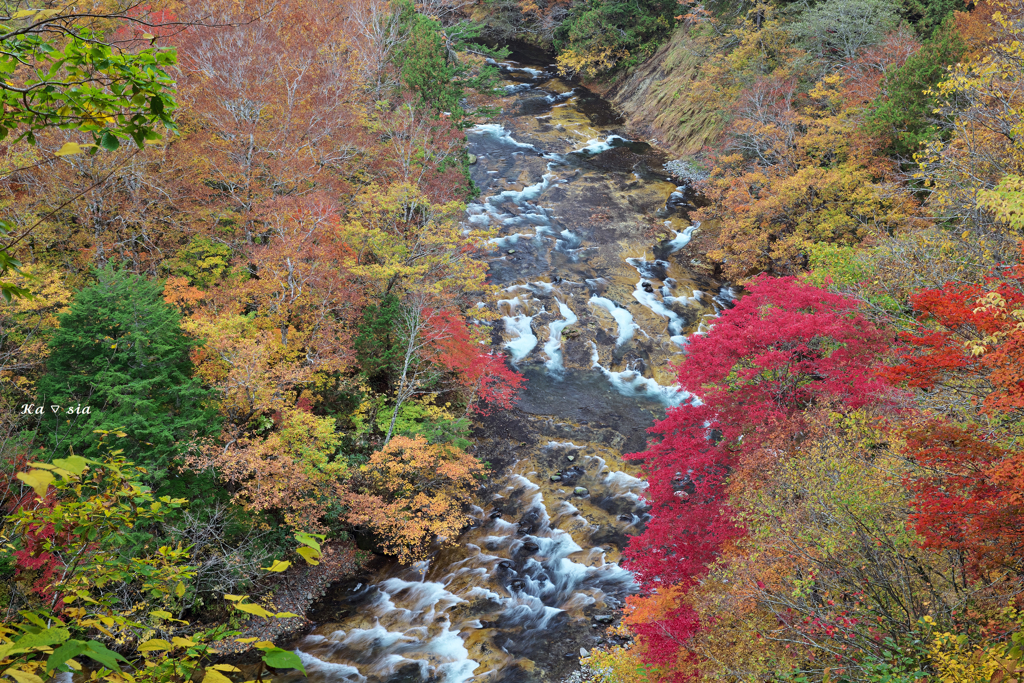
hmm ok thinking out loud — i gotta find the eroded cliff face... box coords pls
[603,28,725,157]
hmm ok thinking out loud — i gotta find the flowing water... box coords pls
[286,54,732,683]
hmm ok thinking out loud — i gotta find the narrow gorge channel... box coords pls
[286,52,734,683]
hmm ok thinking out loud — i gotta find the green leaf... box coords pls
[260,648,306,673]
[150,95,164,116]
[10,627,70,655]
[46,640,90,674]
[99,131,119,151]
[81,641,128,671]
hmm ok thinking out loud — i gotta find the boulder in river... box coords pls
[594,614,615,624]
[574,487,589,496]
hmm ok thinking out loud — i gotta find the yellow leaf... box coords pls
[4,668,44,683]
[175,582,185,597]
[262,560,291,573]
[275,612,300,618]
[201,669,233,683]
[210,665,241,673]
[296,547,320,565]
[233,602,274,618]
[54,142,92,156]
[149,610,173,619]
[138,639,173,652]
[234,637,258,644]
[223,594,245,602]
[171,637,196,648]
[16,469,54,498]
[254,641,274,649]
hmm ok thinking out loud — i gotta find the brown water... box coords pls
[285,56,731,683]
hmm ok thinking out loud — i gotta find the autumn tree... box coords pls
[694,32,923,280]
[346,435,483,562]
[915,0,1024,234]
[620,277,888,669]
[35,266,218,487]
[172,0,361,250]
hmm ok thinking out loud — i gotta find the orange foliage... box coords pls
[346,435,483,563]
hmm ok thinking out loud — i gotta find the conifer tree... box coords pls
[35,266,218,485]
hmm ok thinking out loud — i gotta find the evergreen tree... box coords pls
[35,266,219,486]
[867,17,966,159]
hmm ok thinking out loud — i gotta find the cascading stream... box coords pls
[285,52,731,683]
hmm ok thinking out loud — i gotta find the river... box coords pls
[285,52,730,683]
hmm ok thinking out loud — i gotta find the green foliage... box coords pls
[354,292,404,389]
[2,445,322,683]
[375,399,472,449]
[164,238,233,289]
[901,0,964,39]
[0,21,177,149]
[35,265,219,486]
[791,0,901,65]
[395,0,503,121]
[553,0,679,77]
[867,18,966,158]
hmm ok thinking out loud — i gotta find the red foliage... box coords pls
[883,250,1024,569]
[901,421,1024,570]
[422,308,525,413]
[622,276,888,665]
[883,253,1024,414]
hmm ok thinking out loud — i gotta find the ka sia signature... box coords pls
[20,403,91,415]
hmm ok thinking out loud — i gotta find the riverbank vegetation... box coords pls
[584,0,1024,679]
[0,0,522,678]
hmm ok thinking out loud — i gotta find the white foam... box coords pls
[589,297,639,346]
[543,300,578,373]
[467,123,536,150]
[504,313,538,362]
[590,342,690,407]
[295,651,367,681]
[487,174,560,207]
[489,232,534,248]
[632,283,685,335]
[666,224,698,253]
[572,135,629,155]
[544,440,584,450]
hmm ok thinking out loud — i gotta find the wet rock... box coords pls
[521,541,540,553]
[468,153,477,164]
[508,249,517,254]
[564,652,577,659]
[594,614,615,624]
[574,487,589,496]
[497,560,514,570]
[486,540,501,551]
[566,455,575,461]
[580,648,590,657]
[489,510,503,519]
[509,579,527,591]
[550,474,562,482]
